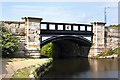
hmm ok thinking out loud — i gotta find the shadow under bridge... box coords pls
[41,35,92,58]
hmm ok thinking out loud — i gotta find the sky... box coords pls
[1,1,119,26]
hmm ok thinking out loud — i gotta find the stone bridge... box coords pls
[2,17,120,58]
[40,22,93,58]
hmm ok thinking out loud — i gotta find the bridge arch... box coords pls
[40,22,93,58]
[41,35,92,48]
[40,36,92,58]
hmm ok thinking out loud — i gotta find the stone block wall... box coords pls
[89,22,106,57]
[3,21,25,35]
[22,17,42,57]
[105,27,120,49]
[89,22,120,57]
[2,21,26,57]
[2,17,43,57]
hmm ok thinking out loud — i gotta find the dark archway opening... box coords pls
[53,39,91,58]
[41,36,92,59]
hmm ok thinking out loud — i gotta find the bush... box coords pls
[107,48,114,55]
[41,42,56,57]
[98,48,114,57]
[97,48,120,57]
[98,52,105,56]
[1,26,19,58]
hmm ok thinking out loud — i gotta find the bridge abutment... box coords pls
[22,17,43,57]
[89,22,106,57]
[2,16,109,58]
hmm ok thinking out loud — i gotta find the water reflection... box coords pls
[41,58,119,79]
[89,59,118,72]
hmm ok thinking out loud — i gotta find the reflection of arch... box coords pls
[41,36,92,47]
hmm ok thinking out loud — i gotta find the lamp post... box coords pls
[104,6,110,24]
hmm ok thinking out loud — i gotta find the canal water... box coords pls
[41,58,119,79]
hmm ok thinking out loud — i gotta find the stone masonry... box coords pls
[89,22,106,57]
[89,22,120,57]
[105,27,120,49]
[1,17,42,57]
[22,17,42,57]
[1,17,120,57]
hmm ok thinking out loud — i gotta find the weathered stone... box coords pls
[105,27,120,50]
[13,51,25,57]
[2,18,120,58]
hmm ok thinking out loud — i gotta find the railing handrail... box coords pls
[41,22,92,26]
[40,22,93,32]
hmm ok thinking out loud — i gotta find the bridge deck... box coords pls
[40,22,93,46]
[40,22,93,35]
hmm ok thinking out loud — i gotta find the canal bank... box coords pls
[2,58,50,79]
[90,54,118,59]
[29,58,53,79]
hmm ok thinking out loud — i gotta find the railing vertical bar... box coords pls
[55,24,58,31]
[63,24,65,30]
[91,25,93,32]
[47,23,49,30]
[78,25,80,31]
[71,25,73,31]
[85,25,87,31]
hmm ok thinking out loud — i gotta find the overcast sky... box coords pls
[1,1,119,26]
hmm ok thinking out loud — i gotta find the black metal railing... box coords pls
[40,22,93,35]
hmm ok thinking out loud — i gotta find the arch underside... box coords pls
[41,35,92,47]
[41,36,92,58]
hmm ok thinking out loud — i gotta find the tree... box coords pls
[41,42,56,57]
[1,23,19,58]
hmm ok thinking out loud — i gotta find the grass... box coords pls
[113,47,120,55]
[11,65,35,80]
[95,47,120,58]
[33,62,53,78]
[37,64,41,66]
[45,58,53,62]
[33,71,37,78]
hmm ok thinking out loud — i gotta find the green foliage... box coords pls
[38,64,41,66]
[98,52,106,57]
[33,71,37,77]
[97,47,120,57]
[98,48,114,57]
[41,42,56,57]
[113,47,120,54]
[1,25,19,58]
[107,24,120,28]
[48,58,53,61]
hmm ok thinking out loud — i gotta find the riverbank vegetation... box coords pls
[107,24,120,27]
[95,47,120,58]
[33,59,53,79]
[41,42,56,58]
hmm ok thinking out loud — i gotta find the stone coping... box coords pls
[22,16,43,20]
